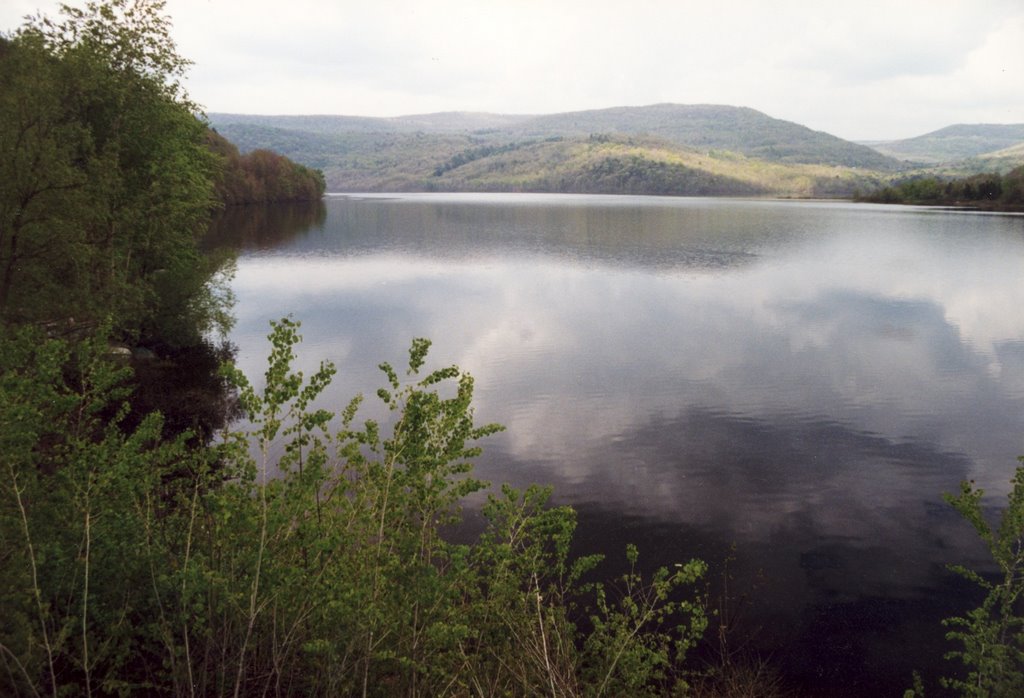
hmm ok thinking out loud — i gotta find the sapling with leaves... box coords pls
[0,325,201,696]
[938,463,1024,696]
[906,460,1024,698]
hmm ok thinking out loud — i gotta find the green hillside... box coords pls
[425,135,892,197]
[967,141,1024,172]
[500,104,903,170]
[866,123,1024,165]
[212,123,886,198]
[210,104,904,197]
[212,104,902,171]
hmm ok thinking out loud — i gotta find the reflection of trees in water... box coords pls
[129,201,327,446]
[202,201,327,253]
[125,340,243,447]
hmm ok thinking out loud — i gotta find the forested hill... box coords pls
[209,104,908,197]
[207,130,325,205]
[498,104,902,169]
[208,106,1024,198]
[211,104,902,170]
[865,123,1024,165]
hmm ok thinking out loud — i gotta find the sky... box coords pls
[2,0,1023,141]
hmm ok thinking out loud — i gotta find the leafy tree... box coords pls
[1002,166,1024,205]
[0,31,95,319]
[207,131,326,205]
[0,0,225,344]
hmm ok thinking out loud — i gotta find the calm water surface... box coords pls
[213,194,1024,695]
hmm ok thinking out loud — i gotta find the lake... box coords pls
[210,193,1024,695]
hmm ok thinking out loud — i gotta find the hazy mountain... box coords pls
[865,124,1024,165]
[501,104,903,170]
[208,104,937,196]
[974,141,1024,168]
[210,104,903,171]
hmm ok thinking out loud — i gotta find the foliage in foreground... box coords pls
[940,464,1024,695]
[0,319,708,697]
[905,462,1024,697]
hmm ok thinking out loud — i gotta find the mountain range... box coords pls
[208,104,1024,197]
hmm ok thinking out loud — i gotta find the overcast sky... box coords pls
[3,0,1023,141]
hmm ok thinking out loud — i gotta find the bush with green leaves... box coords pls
[0,324,202,695]
[1,319,708,697]
[940,465,1024,696]
[905,462,1024,698]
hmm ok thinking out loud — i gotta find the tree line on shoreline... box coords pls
[856,166,1024,210]
[207,130,325,206]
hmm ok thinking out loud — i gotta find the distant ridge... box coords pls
[866,123,1024,165]
[206,105,1024,196]
[210,103,903,171]
[499,104,902,170]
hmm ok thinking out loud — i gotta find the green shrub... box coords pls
[1,319,709,696]
[908,460,1024,697]
[939,464,1024,696]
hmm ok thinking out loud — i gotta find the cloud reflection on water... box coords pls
[227,197,1024,496]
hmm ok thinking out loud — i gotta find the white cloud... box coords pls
[2,0,1022,139]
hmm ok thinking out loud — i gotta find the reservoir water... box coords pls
[210,193,1024,695]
